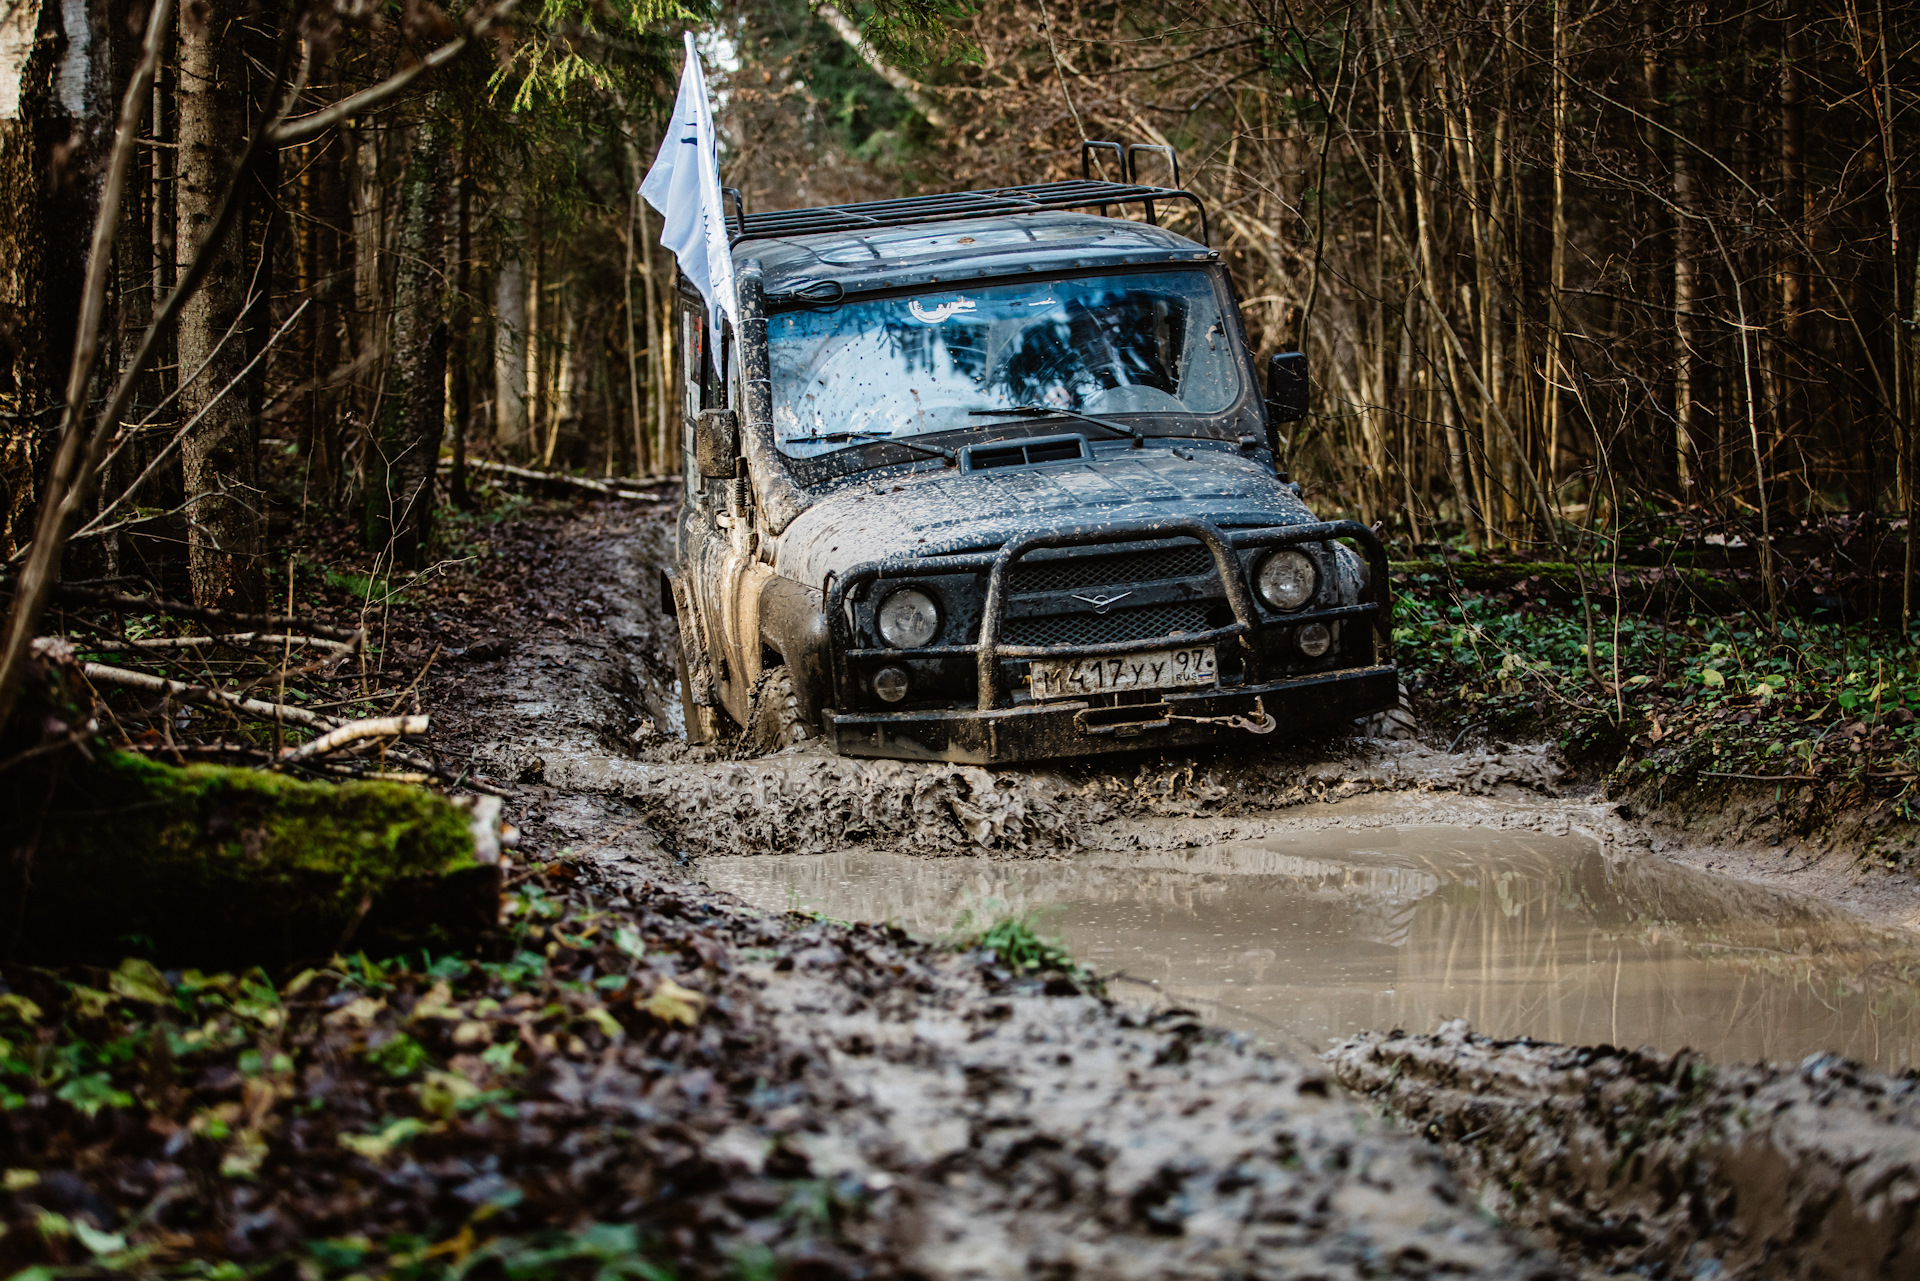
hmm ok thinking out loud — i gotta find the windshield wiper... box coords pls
[794,429,956,464]
[968,405,1142,446]
[968,405,1249,448]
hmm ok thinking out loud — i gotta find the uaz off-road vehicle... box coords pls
[665,146,1396,762]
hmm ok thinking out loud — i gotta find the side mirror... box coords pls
[695,408,738,479]
[1267,351,1309,424]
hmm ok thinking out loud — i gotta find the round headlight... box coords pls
[1297,622,1333,657]
[1257,549,1318,611]
[877,588,940,648]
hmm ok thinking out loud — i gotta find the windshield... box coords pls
[769,270,1244,457]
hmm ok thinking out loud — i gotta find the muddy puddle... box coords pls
[704,820,1920,1071]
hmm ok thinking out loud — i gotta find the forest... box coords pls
[4,0,1918,638]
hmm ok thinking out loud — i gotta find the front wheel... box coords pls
[1359,679,1418,741]
[746,665,812,753]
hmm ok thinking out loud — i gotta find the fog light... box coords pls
[1297,622,1332,658]
[873,666,911,703]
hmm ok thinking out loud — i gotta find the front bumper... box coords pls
[821,663,1398,763]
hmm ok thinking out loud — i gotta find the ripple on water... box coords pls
[703,824,1920,1071]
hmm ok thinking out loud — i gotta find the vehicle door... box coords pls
[674,285,757,726]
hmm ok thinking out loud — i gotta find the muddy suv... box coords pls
[665,156,1396,763]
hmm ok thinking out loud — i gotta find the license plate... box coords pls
[1028,646,1216,700]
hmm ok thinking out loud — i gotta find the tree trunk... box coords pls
[1771,3,1807,513]
[1673,62,1698,498]
[1399,55,1480,549]
[449,158,472,508]
[366,119,448,568]
[491,252,529,450]
[302,127,347,503]
[623,135,648,475]
[176,0,264,610]
[1547,0,1568,508]
[0,0,88,558]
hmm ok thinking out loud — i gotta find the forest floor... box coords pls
[11,488,1920,1278]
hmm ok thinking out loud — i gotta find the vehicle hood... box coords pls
[772,450,1318,588]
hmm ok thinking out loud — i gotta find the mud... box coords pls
[728,925,1561,1278]
[1328,1023,1920,1279]
[401,504,1579,1276]
[421,498,1920,1278]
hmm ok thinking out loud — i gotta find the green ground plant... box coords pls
[953,907,1094,988]
[1392,565,1920,859]
[0,870,832,1279]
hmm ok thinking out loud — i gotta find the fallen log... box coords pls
[1327,1022,1920,1280]
[0,746,502,968]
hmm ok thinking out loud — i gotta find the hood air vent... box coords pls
[960,433,1090,473]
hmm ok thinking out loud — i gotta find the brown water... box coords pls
[702,824,1920,1071]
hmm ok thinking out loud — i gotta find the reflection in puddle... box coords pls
[703,826,1920,1071]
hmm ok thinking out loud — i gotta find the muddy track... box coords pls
[723,929,1565,1278]
[1328,1023,1920,1279]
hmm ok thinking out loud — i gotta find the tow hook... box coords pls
[1169,697,1276,735]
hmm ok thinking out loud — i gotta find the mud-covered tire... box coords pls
[1360,680,1418,741]
[746,665,813,753]
[676,638,723,746]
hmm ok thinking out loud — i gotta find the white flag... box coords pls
[642,32,736,337]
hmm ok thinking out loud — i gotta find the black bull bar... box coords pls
[823,517,1394,725]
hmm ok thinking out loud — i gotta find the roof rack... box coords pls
[728,178,1210,249]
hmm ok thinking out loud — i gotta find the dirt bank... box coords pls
[1327,1022,1920,1279]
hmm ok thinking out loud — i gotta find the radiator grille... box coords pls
[1008,541,1216,595]
[1003,602,1213,648]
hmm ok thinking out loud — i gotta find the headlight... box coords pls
[1256,550,1317,611]
[877,588,940,648]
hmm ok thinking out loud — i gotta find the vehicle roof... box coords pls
[737,211,1216,301]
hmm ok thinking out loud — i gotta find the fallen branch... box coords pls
[52,586,363,644]
[95,632,357,655]
[118,740,276,764]
[463,457,677,500]
[81,661,338,732]
[281,715,429,765]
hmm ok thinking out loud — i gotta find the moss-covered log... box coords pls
[0,751,498,969]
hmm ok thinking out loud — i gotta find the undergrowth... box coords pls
[1393,564,1920,861]
[0,866,876,1280]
